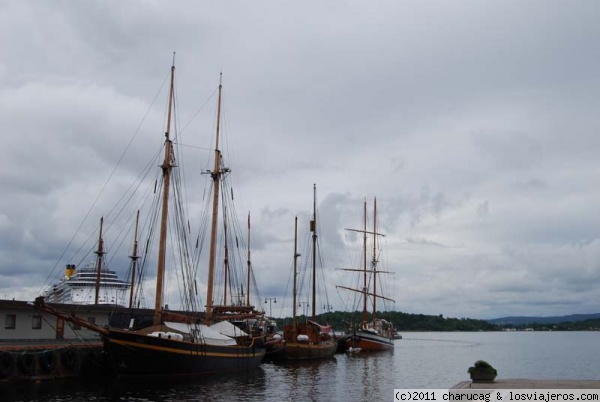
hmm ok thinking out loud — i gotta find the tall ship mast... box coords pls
[35,58,266,376]
[280,184,337,360]
[44,217,131,306]
[337,198,396,351]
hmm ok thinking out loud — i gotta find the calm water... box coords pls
[2,332,599,401]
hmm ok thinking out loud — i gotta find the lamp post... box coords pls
[265,297,276,318]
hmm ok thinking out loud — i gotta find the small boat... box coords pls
[263,319,286,360]
[281,186,337,360]
[337,198,396,352]
[264,333,286,361]
[35,59,266,376]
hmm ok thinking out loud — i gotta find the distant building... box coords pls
[43,263,131,306]
[0,299,118,341]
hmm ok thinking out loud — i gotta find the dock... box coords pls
[452,379,600,389]
[0,340,105,383]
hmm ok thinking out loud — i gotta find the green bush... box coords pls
[468,360,497,375]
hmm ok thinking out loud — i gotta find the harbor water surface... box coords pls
[3,331,599,401]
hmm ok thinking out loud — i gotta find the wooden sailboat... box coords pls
[35,60,265,376]
[209,210,268,342]
[282,185,337,360]
[337,198,396,352]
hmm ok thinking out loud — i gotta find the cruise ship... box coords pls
[44,263,131,306]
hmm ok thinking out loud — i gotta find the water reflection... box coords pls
[262,351,398,401]
[335,350,397,401]
[114,368,269,401]
[263,357,339,401]
[2,333,599,401]
[1,368,269,402]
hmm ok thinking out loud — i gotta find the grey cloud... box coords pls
[1,1,599,319]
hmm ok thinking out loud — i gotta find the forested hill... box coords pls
[275,311,498,332]
[487,313,600,326]
[273,311,600,331]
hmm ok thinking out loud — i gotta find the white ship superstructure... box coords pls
[44,263,131,305]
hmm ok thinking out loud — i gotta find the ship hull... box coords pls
[102,329,265,377]
[284,340,337,360]
[345,331,394,351]
[282,322,337,360]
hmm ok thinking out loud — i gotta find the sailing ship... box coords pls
[207,210,269,345]
[35,60,266,376]
[337,198,396,351]
[281,185,337,360]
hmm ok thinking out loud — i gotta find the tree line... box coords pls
[497,318,600,331]
[272,311,600,332]
[273,310,498,332]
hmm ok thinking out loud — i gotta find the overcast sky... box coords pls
[1,1,599,320]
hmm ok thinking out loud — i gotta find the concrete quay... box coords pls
[452,379,600,389]
[0,340,104,383]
